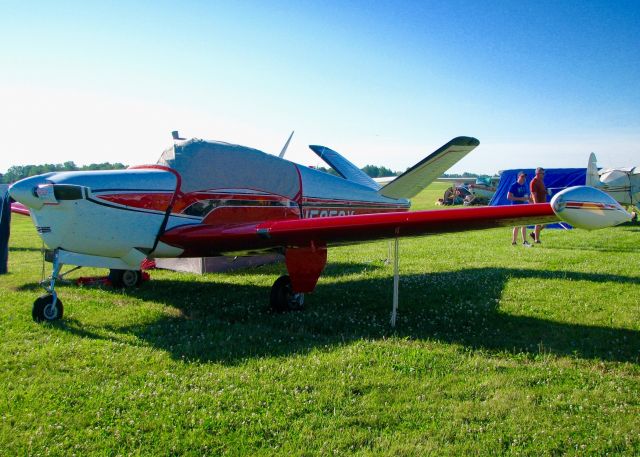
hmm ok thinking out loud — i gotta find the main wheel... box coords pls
[32,294,64,322]
[109,269,143,288]
[270,275,305,312]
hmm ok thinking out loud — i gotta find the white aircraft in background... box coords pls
[587,153,639,209]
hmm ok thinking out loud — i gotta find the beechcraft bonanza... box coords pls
[8,135,632,323]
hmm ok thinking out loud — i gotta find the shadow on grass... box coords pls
[12,261,385,289]
[8,246,43,253]
[545,245,639,254]
[49,267,639,365]
[203,260,386,279]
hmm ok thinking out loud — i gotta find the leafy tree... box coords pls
[313,164,398,178]
[313,166,341,177]
[361,165,397,178]
[442,172,480,178]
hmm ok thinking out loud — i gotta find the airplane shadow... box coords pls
[13,261,385,292]
[207,260,386,278]
[50,266,640,366]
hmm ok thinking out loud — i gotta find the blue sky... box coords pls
[1,1,638,174]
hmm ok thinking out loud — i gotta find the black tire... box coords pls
[32,294,64,322]
[109,269,142,288]
[270,275,304,312]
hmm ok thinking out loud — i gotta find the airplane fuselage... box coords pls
[10,140,409,264]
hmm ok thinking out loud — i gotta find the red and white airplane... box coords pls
[8,136,632,322]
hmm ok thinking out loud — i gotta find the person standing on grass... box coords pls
[507,171,532,246]
[529,167,547,243]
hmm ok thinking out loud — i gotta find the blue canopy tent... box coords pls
[489,168,586,229]
[490,168,586,206]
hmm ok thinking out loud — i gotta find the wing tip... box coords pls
[450,136,480,147]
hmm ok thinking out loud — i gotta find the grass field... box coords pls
[1,182,639,456]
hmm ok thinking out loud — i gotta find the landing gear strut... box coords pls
[33,249,63,322]
[270,275,304,312]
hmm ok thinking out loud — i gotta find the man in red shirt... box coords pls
[530,167,547,243]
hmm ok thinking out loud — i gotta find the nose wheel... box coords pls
[33,249,64,322]
[270,275,304,312]
[32,293,64,322]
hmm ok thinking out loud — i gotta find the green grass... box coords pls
[1,183,639,456]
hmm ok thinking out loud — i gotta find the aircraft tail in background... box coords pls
[587,152,600,187]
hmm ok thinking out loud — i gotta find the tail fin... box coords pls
[308,145,380,190]
[587,152,599,187]
[378,136,480,199]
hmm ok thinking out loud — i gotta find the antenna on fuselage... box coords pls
[278,130,295,158]
[171,130,186,141]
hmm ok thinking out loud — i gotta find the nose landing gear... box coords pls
[32,249,63,322]
[32,293,64,322]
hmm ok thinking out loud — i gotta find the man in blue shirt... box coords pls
[507,171,532,246]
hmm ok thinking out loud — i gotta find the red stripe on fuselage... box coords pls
[97,193,174,212]
[96,190,408,221]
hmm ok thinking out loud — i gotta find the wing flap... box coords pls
[10,202,30,216]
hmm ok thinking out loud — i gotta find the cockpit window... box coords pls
[184,200,218,217]
[183,198,294,217]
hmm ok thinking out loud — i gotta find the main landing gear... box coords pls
[269,244,328,313]
[270,275,305,312]
[108,269,143,288]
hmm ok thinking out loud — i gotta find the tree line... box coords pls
[315,164,481,179]
[315,164,398,178]
[1,162,127,183]
[2,161,483,183]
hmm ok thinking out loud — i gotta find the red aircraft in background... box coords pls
[8,135,631,323]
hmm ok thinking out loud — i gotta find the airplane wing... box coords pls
[160,203,560,254]
[160,185,631,255]
[308,145,381,190]
[379,137,479,199]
